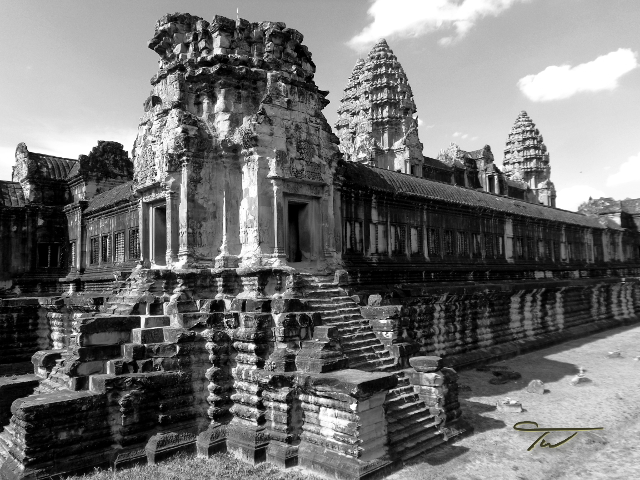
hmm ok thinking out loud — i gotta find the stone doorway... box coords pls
[151,204,166,266]
[287,201,310,263]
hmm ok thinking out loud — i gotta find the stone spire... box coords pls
[503,111,556,207]
[335,39,424,175]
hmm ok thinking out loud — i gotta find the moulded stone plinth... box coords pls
[298,442,399,480]
[196,423,228,457]
[145,431,197,465]
[226,421,269,465]
[266,442,299,468]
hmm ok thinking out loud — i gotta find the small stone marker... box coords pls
[496,397,523,413]
[570,367,590,386]
[606,350,622,358]
[409,356,443,372]
[526,379,545,394]
[367,294,382,306]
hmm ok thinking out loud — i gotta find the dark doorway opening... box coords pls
[152,205,167,266]
[288,202,310,263]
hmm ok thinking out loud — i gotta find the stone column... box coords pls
[271,179,286,259]
[177,162,194,266]
[139,199,151,268]
[215,159,240,268]
[165,187,179,266]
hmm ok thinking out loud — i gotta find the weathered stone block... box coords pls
[409,356,443,372]
[132,327,166,344]
[141,315,171,328]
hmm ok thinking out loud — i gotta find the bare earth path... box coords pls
[389,323,640,480]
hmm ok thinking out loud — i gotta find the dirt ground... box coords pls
[389,323,640,480]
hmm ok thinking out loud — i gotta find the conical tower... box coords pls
[503,111,556,207]
[335,39,424,175]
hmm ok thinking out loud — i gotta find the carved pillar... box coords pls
[177,162,194,266]
[272,179,286,258]
[165,187,179,266]
[215,159,240,268]
[322,185,336,258]
[139,199,151,268]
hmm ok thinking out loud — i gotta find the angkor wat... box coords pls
[1,12,639,480]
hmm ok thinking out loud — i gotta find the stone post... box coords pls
[297,369,398,480]
[406,357,469,442]
[177,161,194,266]
[139,199,151,268]
[272,179,286,259]
[165,187,179,266]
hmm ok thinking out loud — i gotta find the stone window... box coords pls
[114,232,125,263]
[567,242,573,261]
[553,241,560,261]
[497,235,504,257]
[537,239,544,259]
[526,237,535,260]
[427,228,440,256]
[390,224,405,255]
[409,227,422,255]
[515,237,524,258]
[444,230,454,256]
[90,237,99,265]
[485,234,494,258]
[101,235,112,263]
[129,228,140,259]
[471,233,482,257]
[37,243,60,269]
[456,231,469,256]
[376,223,388,254]
[345,221,363,254]
[545,240,552,260]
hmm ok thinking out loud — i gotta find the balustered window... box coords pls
[37,243,61,268]
[90,237,99,265]
[444,230,454,256]
[427,228,440,256]
[114,231,125,263]
[129,228,140,259]
[390,224,405,255]
[457,231,469,256]
[101,235,112,263]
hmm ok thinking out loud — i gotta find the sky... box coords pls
[0,0,638,211]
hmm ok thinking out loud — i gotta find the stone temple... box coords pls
[1,12,639,480]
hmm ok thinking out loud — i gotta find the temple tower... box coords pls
[334,39,424,176]
[503,111,556,207]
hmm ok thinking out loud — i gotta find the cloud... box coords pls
[453,132,470,139]
[348,0,529,49]
[607,150,640,187]
[556,185,606,212]
[518,48,638,102]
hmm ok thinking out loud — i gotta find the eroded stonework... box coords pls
[334,39,424,175]
[503,111,556,207]
[0,11,639,480]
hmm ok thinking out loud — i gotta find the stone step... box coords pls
[384,392,421,410]
[386,400,427,421]
[385,385,415,399]
[349,355,395,372]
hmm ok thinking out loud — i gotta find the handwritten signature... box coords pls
[514,421,604,451]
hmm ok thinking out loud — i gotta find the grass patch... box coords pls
[67,452,319,480]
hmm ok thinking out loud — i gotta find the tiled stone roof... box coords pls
[84,181,135,214]
[0,181,25,207]
[339,162,610,229]
[30,153,77,180]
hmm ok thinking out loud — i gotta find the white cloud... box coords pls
[348,0,529,49]
[518,48,638,102]
[453,132,471,139]
[607,150,640,187]
[556,185,606,212]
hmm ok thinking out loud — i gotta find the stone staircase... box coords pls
[297,272,449,461]
[298,272,395,372]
